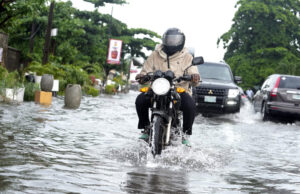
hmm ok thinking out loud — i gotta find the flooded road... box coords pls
[0,91,300,193]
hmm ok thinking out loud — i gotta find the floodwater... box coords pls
[0,91,300,193]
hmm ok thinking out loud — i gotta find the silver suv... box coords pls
[253,74,300,120]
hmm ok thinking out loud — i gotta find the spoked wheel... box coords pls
[151,116,164,156]
[261,102,270,121]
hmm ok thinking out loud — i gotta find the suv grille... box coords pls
[195,87,227,96]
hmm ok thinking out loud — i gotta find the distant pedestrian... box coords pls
[246,88,254,100]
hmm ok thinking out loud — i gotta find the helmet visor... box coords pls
[163,34,184,47]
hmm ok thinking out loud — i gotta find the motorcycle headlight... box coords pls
[152,78,170,95]
[228,89,240,98]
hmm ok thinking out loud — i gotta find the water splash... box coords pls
[108,138,225,172]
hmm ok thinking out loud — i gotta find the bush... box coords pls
[5,71,23,88]
[80,62,105,80]
[26,61,45,76]
[0,66,8,97]
[0,65,8,79]
[58,65,89,94]
[113,75,127,86]
[105,84,117,95]
[0,70,23,89]
[64,66,89,86]
[26,61,90,95]
[83,85,99,97]
[24,82,40,101]
[0,68,24,101]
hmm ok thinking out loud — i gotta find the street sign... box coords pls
[51,28,58,37]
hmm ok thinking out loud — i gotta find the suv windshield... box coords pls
[197,63,233,81]
[278,76,300,89]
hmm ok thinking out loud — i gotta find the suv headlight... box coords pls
[152,78,170,95]
[228,89,239,98]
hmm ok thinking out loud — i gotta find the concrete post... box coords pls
[65,84,82,109]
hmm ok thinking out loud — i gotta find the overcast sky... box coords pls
[68,0,238,62]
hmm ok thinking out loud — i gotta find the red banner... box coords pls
[107,39,123,64]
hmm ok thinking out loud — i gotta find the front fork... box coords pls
[151,95,176,146]
[165,100,173,145]
[165,116,172,145]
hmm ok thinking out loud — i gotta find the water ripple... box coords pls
[0,91,299,193]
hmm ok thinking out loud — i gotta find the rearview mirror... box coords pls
[253,85,260,93]
[192,56,204,66]
[254,90,261,97]
[234,76,242,84]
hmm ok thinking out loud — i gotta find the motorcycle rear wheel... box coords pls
[152,116,164,156]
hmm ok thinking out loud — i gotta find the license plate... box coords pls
[204,96,216,103]
[292,94,300,100]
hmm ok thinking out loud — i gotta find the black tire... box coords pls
[202,113,212,117]
[261,102,270,121]
[236,105,241,113]
[152,116,164,156]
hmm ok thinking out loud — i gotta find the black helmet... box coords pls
[162,28,185,56]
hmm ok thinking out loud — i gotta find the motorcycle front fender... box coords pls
[151,110,169,123]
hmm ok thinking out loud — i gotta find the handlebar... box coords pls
[136,73,192,84]
[174,75,192,82]
[136,74,152,84]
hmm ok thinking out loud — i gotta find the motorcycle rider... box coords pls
[135,28,200,145]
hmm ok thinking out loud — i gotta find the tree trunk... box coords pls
[0,32,8,68]
[42,1,55,65]
[29,21,36,54]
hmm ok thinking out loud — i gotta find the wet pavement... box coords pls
[0,91,300,193]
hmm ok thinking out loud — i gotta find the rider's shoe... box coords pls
[139,126,150,140]
[182,134,191,147]
[139,133,149,140]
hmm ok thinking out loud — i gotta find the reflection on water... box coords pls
[0,92,300,193]
[226,173,300,193]
[122,168,190,194]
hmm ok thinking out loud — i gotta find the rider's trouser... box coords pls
[135,92,196,135]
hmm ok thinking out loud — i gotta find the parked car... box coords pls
[253,74,300,120]
[192,62,243,115]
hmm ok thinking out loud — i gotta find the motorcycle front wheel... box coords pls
[151,115,164,156]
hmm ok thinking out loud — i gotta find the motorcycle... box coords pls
[138,56,204,156]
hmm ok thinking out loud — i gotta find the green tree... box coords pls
[218,0,300,88]
[2,1,48,63]
[3,0,160,81]
[83,0,127,7]
[72,7,160,76]
[0,0,47,28]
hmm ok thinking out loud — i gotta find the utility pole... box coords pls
[105,6,114,79]
[42,1,55,65]
[109,6,113,39]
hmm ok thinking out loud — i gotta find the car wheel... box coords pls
[261,102,270,121]
[253,100,258,112]
[202,113,212,117]
[236,105,241,113]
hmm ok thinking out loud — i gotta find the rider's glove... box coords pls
[135,74,145,84]
[191,74,200,83]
